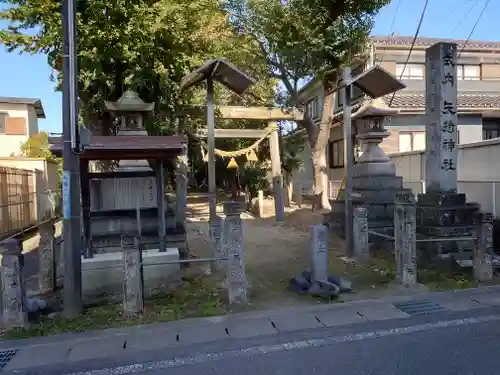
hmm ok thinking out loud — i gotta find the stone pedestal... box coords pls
[115,130,152,172]
[417,193,479,262]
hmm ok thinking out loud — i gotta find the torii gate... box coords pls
[177,105,304,222]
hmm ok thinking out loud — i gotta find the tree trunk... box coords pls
[311,146,330,209]
[306,90,335,210]
[280,73,334,210]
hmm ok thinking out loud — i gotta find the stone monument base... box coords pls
[417,192,480,264]
[327,172,410,245]
[81,248,181,305]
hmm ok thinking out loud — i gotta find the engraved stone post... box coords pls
[296,183,303,208]
[210,215,225,274]
[223,201,247,305]
[1,239,27,329]
[310,224,328,282]
[394,192,417,287]
[353,206,369,263]
[425,42,458,193]
[257,190,264,217]
[273,176,285,222]
[121,235,143,316]
[473,213,493,282]
[38,220,56,294]
[175,151,188,225]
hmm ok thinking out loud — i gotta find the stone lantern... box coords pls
[328,98,409,241]
[350,98,409,239]
[104,90,155,171]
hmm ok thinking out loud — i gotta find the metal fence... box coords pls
[0,167,36,238]
[0,167,60,239]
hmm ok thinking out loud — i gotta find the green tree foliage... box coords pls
[225,0,390,207]
[19,132,53,159]
[19,132,63,185]
[0,0,278,184]
[0,0,275,134]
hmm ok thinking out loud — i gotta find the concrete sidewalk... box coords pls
[2,285,500,371]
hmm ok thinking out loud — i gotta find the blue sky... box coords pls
[0,0,496,134]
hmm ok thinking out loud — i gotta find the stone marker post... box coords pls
[273,176,285,223]
[473,213,493,282]
[223,201,247,305]
[310,224,328,283]
[353,206,369,263]
[38,220,56,294]
[296,183,303,208]
[0,239,27,329]
[210,215,225,274]
[257,190,264,217]
[175,151,188,226]
[394,191,417,287]
[121,235,144,316]
[425,42,458,193]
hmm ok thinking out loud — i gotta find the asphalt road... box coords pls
[8,307,500,375]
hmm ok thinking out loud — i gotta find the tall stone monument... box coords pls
[417,42,480,263]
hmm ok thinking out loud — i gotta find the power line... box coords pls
[388,0,429,107]
[378,0,402,64]
[458,0,491,59]
[452,0,480,32]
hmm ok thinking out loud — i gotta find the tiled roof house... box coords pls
[294,35,500,191]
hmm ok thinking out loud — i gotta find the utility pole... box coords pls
[62,0,83,317]
[342,67,354,258]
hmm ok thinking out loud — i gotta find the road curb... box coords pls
[1,284,500,351]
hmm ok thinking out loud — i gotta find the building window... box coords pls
[307,97,320,120]
[396,63,424,80]
[328,140,344,168]
[483,121,500,140]
[457,65,480,80]
[398,131,426,152]
[0,114,5,134]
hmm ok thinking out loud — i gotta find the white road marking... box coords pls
[63,314,500,375]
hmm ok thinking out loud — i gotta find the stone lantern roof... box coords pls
[352,97,399,119]
[104,90,155,112]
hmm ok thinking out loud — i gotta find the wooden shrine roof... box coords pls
[49,135,186,160]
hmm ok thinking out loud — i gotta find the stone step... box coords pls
[91,213,180,236]
[353,175,403,190]
[417,192,466,207]
[416,204,479,226]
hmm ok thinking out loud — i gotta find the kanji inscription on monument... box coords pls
[425,42,458,193]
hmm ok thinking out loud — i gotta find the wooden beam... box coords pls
[177,105,304,121]
[196,128,270,139]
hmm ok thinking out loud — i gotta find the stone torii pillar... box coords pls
[268,122,284,222]
[179,105,304,223]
